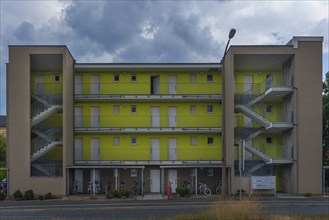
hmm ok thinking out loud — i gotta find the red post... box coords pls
[167,182,171,200]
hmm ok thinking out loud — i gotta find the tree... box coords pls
[323,71,329,166]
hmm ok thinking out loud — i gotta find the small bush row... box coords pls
[176,187,190,198]
[0,192,5,200]
[13,189,53,201]
[106,189,129,199]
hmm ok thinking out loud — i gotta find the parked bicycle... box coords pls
[183,180,192,193]
[0,178,7,195]
[198,182,211,196]
[105,181,111,194]
[72,180,78,195]
[87,180,100,195]
[215,180,222,194]
[120,181,126,191]
[131,180,144,195]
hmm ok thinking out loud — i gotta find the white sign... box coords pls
[251,176,276,190]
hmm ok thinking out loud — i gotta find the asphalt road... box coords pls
[0,197,328,219]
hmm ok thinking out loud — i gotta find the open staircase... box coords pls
[31,95,62,162]
[235,87,293,175]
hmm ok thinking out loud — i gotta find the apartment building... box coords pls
[6,36,323,196]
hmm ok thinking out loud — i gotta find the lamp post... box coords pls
[221,28,236,195]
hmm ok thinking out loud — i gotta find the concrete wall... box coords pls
[7,46,74,196]
[293,40,323,194]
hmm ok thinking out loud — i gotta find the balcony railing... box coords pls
[74,115,222,129]
[74,82,222,96]
[31,128,63,153]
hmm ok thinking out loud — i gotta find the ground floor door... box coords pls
[150,170,160,193]
[168,170,177,193]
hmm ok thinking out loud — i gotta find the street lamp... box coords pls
[221,28,236,195]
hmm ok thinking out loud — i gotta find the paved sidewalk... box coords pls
[143,193,163,200]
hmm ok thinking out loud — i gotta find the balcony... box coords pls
[235,73,293,105]
[74,82,222,102]
[75,115,222,134]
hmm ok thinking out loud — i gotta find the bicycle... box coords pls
[120,181,126,191]
[182,180,192,194]
[131,180,144,195]
[88,180,100,195]
[215,180,222,194]
[72,180,78,195]
[87,181,93,195]
[198,182,211,196]
[0,179,7,195]
[105,181,111,194]
[94,180,100,194]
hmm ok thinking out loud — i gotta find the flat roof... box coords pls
[75,63,222,72]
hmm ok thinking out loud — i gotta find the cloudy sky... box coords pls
[0,0,328,115]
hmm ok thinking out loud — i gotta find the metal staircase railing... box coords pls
[31,128,62,162]
[235,105,272,128]
[235,83,293,173]
[31,95,62,126]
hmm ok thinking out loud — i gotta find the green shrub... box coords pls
[105,192,114,199]
[120,188,129,198]
[111,190,119,198]
[44,192,52,200]
[0,192,6,200]
[24,189,34,200]
[38,195,44,200]
[176,187,190,197]
[304,193,312,197]
[13,189,23,201]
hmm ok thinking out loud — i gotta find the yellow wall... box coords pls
[75,102,222,128]
[31,72,63,95]
[75,134,222,161]
[44,146,63,160]
[253,134,283,158]
[75,71,222,95]
[235,71,283,95]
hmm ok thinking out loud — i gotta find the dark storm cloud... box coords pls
[13,22,36,43]
[64,1,151,52]
[63,1,220,62]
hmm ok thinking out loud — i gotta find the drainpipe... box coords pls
[195,168,198,195]
[142,168,144,196]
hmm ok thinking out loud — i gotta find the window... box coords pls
[207,74,213,82]
[131,105,137,113]
[207,168,214,177]
[190,73,196,82]
[131,74,137,82]
[114,74,119,82]
[113,105,120,114]
[190,105,196,114]
[207,105,213,113]
[190,137,197,145]
[130,169,137,177]
[266,137,272,144]
[131,137,137,145]
[266,105,272,113]
[114,137,120,146]
[207,137,214,145]
[54,75,60,83]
